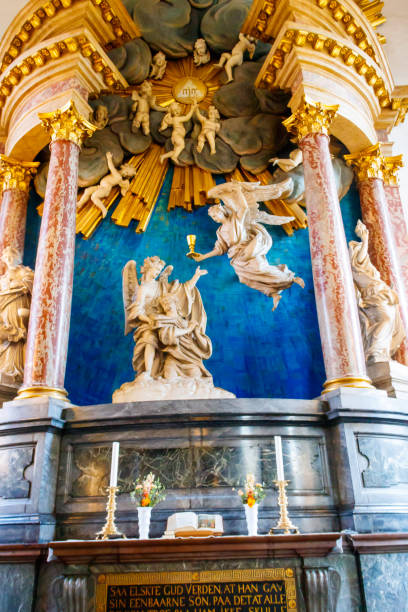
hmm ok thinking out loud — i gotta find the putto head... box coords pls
[119,163,137,179]
[141,255,165,279]
[1,246,22,268]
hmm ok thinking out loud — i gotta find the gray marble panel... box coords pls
[360,552,408,611]
[357,435,408,488]
[0,563,36,612]
[304,554,363,612]
[0,444,34,499]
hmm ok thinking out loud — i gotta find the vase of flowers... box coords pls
[236,474,265,536]
[130,473,166,539]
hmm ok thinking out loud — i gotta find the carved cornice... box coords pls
[283,98,338,141]
[0,34,124,118]
[256,27,394,113]
[382,154,404,187]
[344,143,384,181]
[0,0,138,76]
[240,0,277,42]
[38,100,97,147]
[354,0,386,31]
[0,155,39,192]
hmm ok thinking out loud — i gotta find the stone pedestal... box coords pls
[367,360,408,399]
[0,373,19,405]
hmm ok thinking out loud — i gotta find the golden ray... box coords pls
[168,165,216,211]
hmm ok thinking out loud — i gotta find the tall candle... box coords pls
[110,442,120,488]
[274,436,285,481]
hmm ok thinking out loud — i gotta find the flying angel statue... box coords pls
[191,179,304,310]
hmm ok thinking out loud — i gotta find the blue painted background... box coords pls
[24,174,361,406]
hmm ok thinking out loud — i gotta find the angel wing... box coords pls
[240,178,294,225]
[256,210,294,226]
[122,260,139,335]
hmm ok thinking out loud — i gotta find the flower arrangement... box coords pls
[130,473,166,507]
[236,473,265,507]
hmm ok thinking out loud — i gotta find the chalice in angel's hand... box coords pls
[186,234,201,259]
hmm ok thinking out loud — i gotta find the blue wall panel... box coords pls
[24,173,361,406]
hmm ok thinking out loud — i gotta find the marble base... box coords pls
[367,360,408,399]
[112,374,235,402]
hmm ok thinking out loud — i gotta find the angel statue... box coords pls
[130,80,163,135]
[159,101,197,164]
[349,220,405,363]
[191,180,304,310]
[215,33,256,83]
[112,256,234,402]
[0,247,34,383]
[77,152,137,218]
[150,51,167,80]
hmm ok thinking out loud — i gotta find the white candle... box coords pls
[274,436,285,481]
[110,442,120,488]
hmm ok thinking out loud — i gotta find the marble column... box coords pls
[18,101,96,402]
[0,156,39,272]
[284,100,372,393]
[345,146,408,365]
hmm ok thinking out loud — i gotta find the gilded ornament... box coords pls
[344,143,384,182]
[283,99,339,142]
[382,155,403,186]
[38,100,97,147]
[0,155,39,192]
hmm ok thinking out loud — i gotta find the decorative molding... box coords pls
[38,99,97,147]
[283,98,339,141]
[349,533,408,554]
[0,34,125,119]
[240,0,277,42]
[0,0,138,76]
[354,0,386,31]
[256,26,405,122]
[344,143,384,181]
[382,155,404,187]
[0,155,39,192]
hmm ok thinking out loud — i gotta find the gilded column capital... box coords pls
[38,100,97,148]
[382,154,404,186]
[283,99,339,142]
[0,155,39,193]
[344,144,384,182]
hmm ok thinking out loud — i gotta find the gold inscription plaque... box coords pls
[173,77,208,104]
[96,567,297,612]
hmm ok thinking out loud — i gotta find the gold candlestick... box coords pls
[96,486,126,540]
[269,480,299,535]
[186,234,198,259]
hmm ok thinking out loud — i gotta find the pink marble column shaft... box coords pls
[300,133,368,388]
[21,139,79,394]
[359,179,408,364]
[0,188,29,260]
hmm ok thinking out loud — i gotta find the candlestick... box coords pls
[274,435,284,481]
[269,480,299,535]
[95,486,126,540]
[110,442,119,488]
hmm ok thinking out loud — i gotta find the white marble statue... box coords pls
[194,38,210,66]
[93,104,109,129]
[150,51,167,80]
[130,80,163,135]
[191,180,304,310]
[159,101,197,164]
[113,256,234,401]
[270,149,303,172]
[349,220,405,363]
[77,152,137,218]
[215,33,256,83]
[195,105,221,155]
[0,247,34,383]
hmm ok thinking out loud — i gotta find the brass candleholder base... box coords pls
[269,480,299,535]
[96,486,126,540]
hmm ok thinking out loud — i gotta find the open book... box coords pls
[163,512,223,538]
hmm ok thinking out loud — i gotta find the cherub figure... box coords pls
[215,33,256,83]
[194,38,210,66]
[195,105,221,155]
[93,104,109,129]
[159,101,197,164]
[130,80,163,135]
[77,152,137,218]
[150,51,167,80]
[191,180,304,310]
